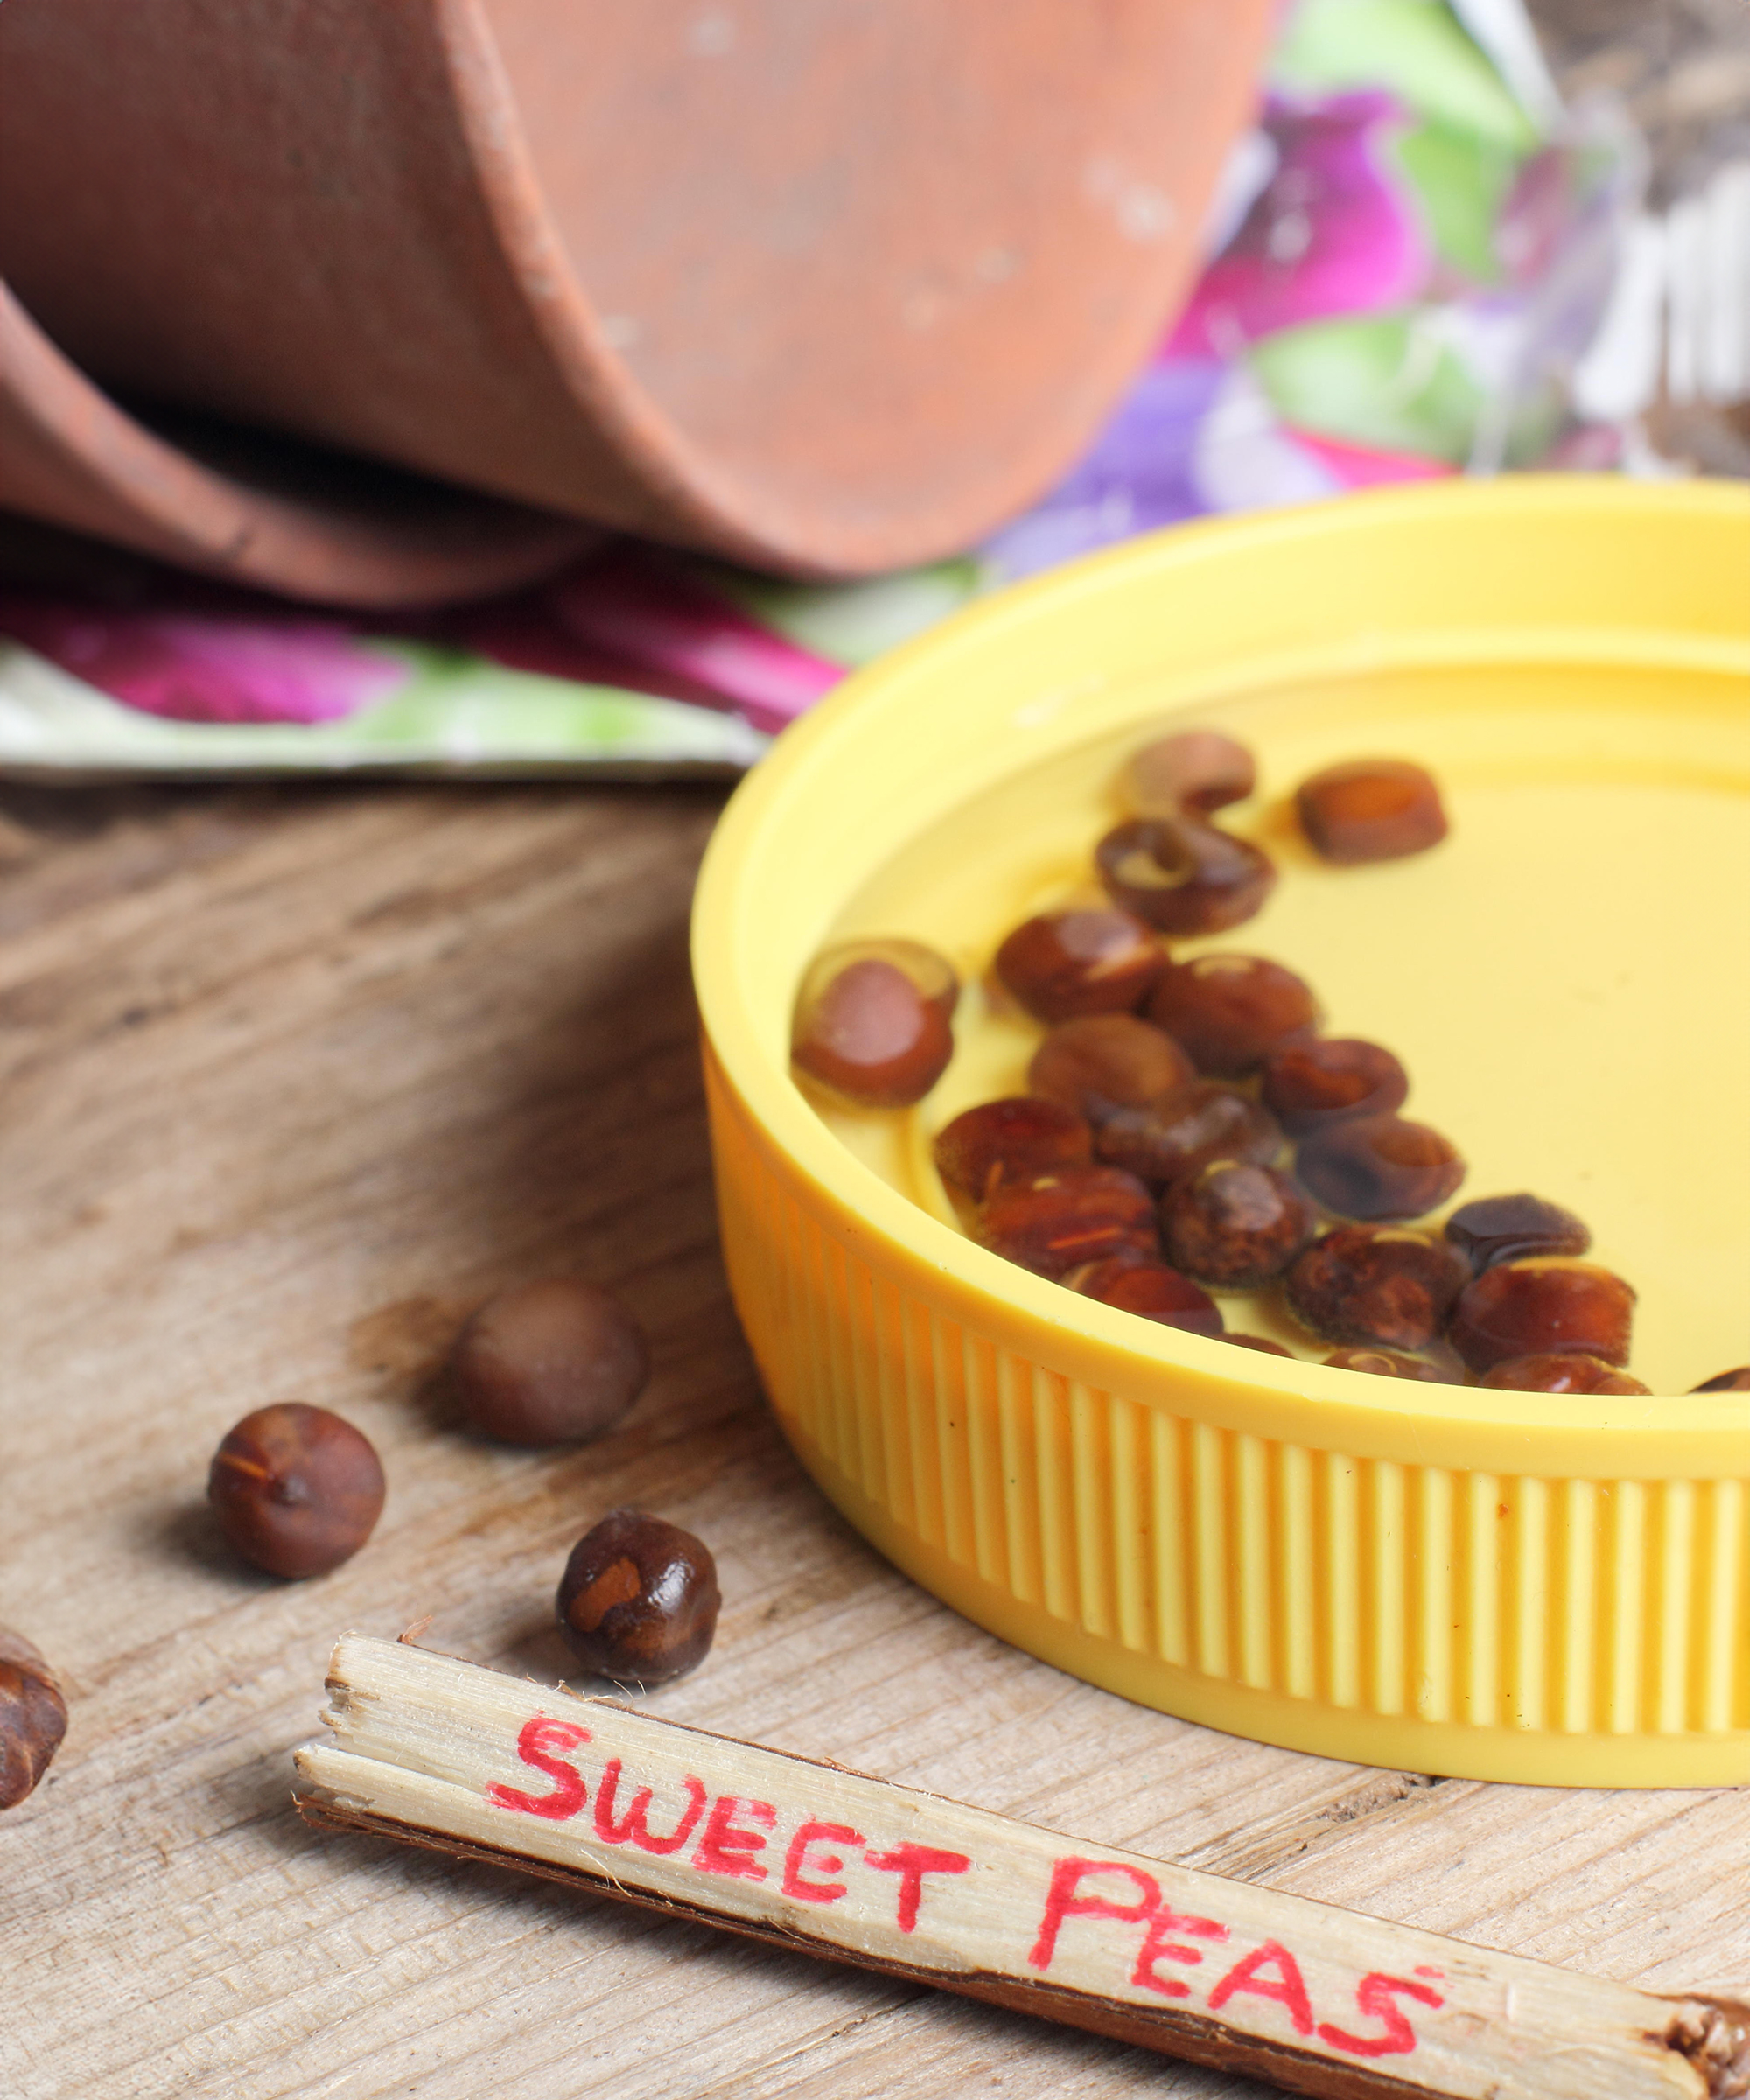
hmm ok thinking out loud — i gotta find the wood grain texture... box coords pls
[2,776,1746,2100]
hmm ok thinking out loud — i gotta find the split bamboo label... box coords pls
[295,1636,1748,2100]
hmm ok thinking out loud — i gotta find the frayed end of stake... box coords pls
[399,1617,435,1646]
[1664,1997,1750,2100]
[295,1783,374,1820]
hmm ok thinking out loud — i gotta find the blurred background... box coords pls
[0,0,1744,780]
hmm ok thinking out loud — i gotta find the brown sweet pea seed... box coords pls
[1028,1013,1194,1124]
[1692,1366,1750,1392]
[1295,1114,1465,1222]
[207,1404,385,1579]
[1122,729,1256,817]
[454,1278,648,1447]
[556,1509,721,1688]
[1324,1347,1456,1382]
[994,908,1163,1023]
[933,1097,1092,1202]
[1296,759,1448,864]
[1159,1161,1315,1290]
[976,1166,1158,1280]
[1448,1260,1635,1373]
[1480,1353,1650,1396]
[1444,1193,1591,1272]
[1094,1082,1281,1189]
[0,1630,67,1811]
[1096,816,1276,936]
[1284,1226,1468,1352]
[1060,1246,1153,1292]
[1260,1037,1408,1135]
[1069,1255,1224,1337]
[791,939,957,1108]
[1146,954,1318,1078]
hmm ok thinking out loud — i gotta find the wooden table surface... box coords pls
[1,777,1745,2100]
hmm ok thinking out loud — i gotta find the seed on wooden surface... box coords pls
[1159,1160,1315,1290]
[792,938,957,1107]
[1295,1113,1465,1221]
[1284,1225,1468,1351]
[1295,759,1448,864]
[1096,816,1276,935]
[1147,954,1318,1078]
[977,1166,1158,1280]
[1028,1012,1194,1124]
[1480,1353,1650,1396]
[933,1097,1092,1203]
[994,908,1163,1023]
[453,1278,649,1447]
[1448,1260,1636,1372]
[1444,1193,1592,1272]
[1260,1037,1408,1134]
[0,1629,66,1811]
[556,1509,720,1687]
[1122,729,1256,817]
[1094,1082,1281,1188]
[207,1404,386,1579]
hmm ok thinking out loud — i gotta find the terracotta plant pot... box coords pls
[0,0,1272,583]
[0,283,596,608]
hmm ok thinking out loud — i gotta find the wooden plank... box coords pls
[2,774,1747,2100]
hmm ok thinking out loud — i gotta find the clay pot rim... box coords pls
[0,276,595,610]
[442,0,1264,578]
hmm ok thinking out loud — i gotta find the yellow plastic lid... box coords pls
[693,478,1750,1784]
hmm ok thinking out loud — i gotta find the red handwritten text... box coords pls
[1030,1858,1158,1970]
[593,1757,707,1855]
[1028,1858,1228,2001]
[483,1712,1448,2065]
[782,1822,865,1905]
[693,1795,776,1881]
[1029,1857,1442,2061]
[863,1844,972,1934]
[1131,1906,1230,1998]
[1208,1941,1315,2036]
[486,1718,590,1821]
[1317,1971,1446,2058]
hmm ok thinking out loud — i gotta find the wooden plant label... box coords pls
[295,1636,1748,2100]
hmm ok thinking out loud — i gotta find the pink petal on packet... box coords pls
[1496,144,1577,287]
[0,601,409,724]
[442,594,750,712]
[546,547,843,732]
[1282,426,1456,487]
[1171,93,1427,359]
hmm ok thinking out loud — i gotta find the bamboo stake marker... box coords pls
[295,1636,1749,2100]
